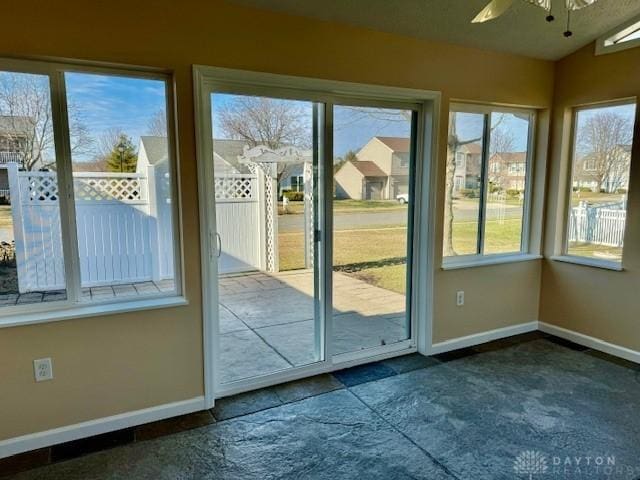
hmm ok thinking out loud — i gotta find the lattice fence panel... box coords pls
[215,175,256,201]
[74,177,144,202]
[21,174,59,204]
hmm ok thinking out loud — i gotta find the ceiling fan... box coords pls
[472,0,600,30]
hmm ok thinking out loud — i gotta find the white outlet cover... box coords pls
[33,357,53,382]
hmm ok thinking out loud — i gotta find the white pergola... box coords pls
[238,145,314,272]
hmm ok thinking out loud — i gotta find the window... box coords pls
[564,102,635,266]
[508,162,526,175]
[583,158,597,172]
[597,15,640,55]
[443,104,534,261]
[0,59,180,318]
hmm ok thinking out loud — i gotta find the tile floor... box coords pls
[5,333,640,479]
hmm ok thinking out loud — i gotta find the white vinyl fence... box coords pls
[568,202,626,247]
[215,172,265,274]
[7,163,174,293]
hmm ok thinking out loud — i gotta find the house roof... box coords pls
[139,136,168,165]
[0,116,33,136]
[350,160,387,177]
[213,138,251,173]
[376,136,410,153]
[491,152,527,163]
[458,143,482,155]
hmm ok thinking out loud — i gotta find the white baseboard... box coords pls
[539,322,640,364]
[430,321,539,355]
[0,396,206,460]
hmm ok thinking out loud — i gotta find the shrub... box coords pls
[616,188,627,194]
[284,191,304,201]
[459,188,478,198]
[506,189,521,197]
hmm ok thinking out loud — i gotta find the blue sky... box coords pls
[454,112,530,152]
[65,72,166,161]
[212,93,412,157]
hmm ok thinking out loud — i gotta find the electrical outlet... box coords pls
[33,358,53,382]
[456,291,465,307]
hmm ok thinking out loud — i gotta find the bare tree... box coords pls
[218,96,311,185]
[0,72,92,170]
[488,124,515,190]
[578,112,632,193]
[147,109,167,137]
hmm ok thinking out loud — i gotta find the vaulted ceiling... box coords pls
[228,0,640,60]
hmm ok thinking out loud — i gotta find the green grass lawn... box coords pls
[0,205,13,229]
[570,192,626,206]
[280,199,405,215]
[450,218,523,255]
[278,220,526,295]
[567,242,622,262]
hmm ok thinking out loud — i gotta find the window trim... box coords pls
[596,13,640,56]
[442,103,537,268]
[0,57,185,327]
[557,99,635,271]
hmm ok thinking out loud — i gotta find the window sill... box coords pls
[0,296,189,329]
[441,253,542,271]
[550,255,623,272]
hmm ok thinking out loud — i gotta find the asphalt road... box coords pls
[278,204,522,232]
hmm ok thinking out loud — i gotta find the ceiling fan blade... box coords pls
[471,0,514,23]
[526,0,552,11]
[566,0,599,10]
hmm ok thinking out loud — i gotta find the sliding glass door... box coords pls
[331,104,415,358]
[210,93,324,385]
[200,80,422,395]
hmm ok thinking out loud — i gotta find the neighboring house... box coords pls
[0,116,33,197]
[138,137,250,175]
[334,136,410,200]
[572,144,631,193]
[452,143,482,192]
[280,163,304,192]
[488,151,527,191]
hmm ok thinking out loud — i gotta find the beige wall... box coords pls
[540,43,640,351]
[0,0,553,440]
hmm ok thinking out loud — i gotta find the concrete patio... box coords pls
[0,279,176,306]
[218,270,408,384]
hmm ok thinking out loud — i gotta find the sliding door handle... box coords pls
[216,233,222,258]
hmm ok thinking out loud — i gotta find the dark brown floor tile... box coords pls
[135,411,215,442]
[0,448,50,478]
[212,389,282,421]
[50,428,134,463]
[584,349,640,371]
[271,374,344,404]
[433,347,477,362]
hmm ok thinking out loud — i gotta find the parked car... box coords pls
[396,193,409,204]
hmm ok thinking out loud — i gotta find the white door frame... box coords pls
[193,66,440,407]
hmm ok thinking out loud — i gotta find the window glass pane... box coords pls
[65,72,177,301]
[484,111,531,254]
[332,105,413,355]
[211,93,320,384]
[567,103,635,263]
[614,25,640,44]
[0,70,67,306]
[444,111,484,257]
